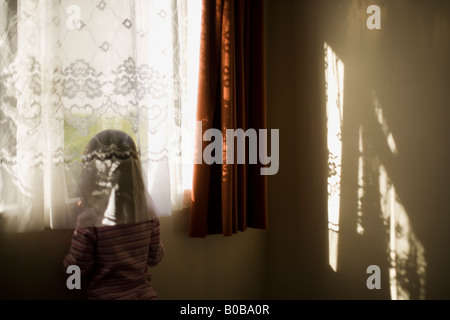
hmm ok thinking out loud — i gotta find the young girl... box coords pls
[64,130,164,300]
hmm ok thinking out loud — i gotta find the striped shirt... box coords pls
[64,218,164,300]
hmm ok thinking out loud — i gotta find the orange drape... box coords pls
[189,0,267,237]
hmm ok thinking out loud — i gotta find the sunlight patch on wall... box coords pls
[324,43,344,272]
[371,89,398,157]
[369,90,426,300]
[356,125,365,235]
[378,164,426,300]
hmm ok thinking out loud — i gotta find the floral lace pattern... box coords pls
[0,0,197,231]
[62,57,169,137]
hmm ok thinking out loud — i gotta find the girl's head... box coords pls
[79,130,153,227]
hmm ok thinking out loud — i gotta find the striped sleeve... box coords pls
[63,226,97,272]
[147,218,164,267]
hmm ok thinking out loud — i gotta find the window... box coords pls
[0,0,202,232]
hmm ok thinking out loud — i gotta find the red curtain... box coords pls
[189,0,268,237]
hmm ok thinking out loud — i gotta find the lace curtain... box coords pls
[0,0,200,232]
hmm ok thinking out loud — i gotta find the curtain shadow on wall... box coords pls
[320,0,450,299]
[325,44,427,300]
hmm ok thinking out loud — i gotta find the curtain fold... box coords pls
[189,0,267,237]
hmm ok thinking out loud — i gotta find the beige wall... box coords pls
[265,0,450,299]
[153,209,267,300]
[0,228,84,299]
[265,0,331,300]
